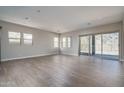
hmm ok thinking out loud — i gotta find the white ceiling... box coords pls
[0,6,124,33]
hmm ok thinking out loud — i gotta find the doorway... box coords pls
[79,32,119,60]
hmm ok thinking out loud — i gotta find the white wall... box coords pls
[0,28,1,62]
[1,20,124,62]
[121,17,124,61]
[60,22,123,61]
[0,20,59,61]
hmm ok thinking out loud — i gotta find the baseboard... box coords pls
[61,53,78,56]
[1,53,57,62]
[120,59,124,62]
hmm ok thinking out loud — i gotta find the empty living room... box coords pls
[0,5,124,88]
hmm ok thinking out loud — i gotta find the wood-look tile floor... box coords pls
[0,55,124,87]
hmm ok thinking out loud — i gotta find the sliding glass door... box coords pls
[102,32,119,60]
[80,36,89,55]
[94,32,119,60]
[80,35,92,55]
[79,32,119,60]
[95,34,102,55]
[102,32,119,56]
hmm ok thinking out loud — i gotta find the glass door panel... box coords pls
[103,32,119,56]
[80,35,92,55]
[95,34,102,54]
[80,36,89,54]
[79,32,119,60]
[90,35,93,55]
[94,32,119,60]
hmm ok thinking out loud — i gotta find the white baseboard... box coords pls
[1,53,57,62]
[61,53,78,56]
[120,59,124,62]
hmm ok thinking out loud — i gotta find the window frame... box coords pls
[23,33,33,45]
[8,31,21,45]
[62,37,72,48]
[62,37,67,48]
[67,37,71,48]
[54,37,59,48]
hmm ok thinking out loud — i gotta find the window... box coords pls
[54,37,59,48]
[67,37,71,48]
[62,37,72,48]
[62,37,66,48]
[8,32,21,44]
[23,33,33,45]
